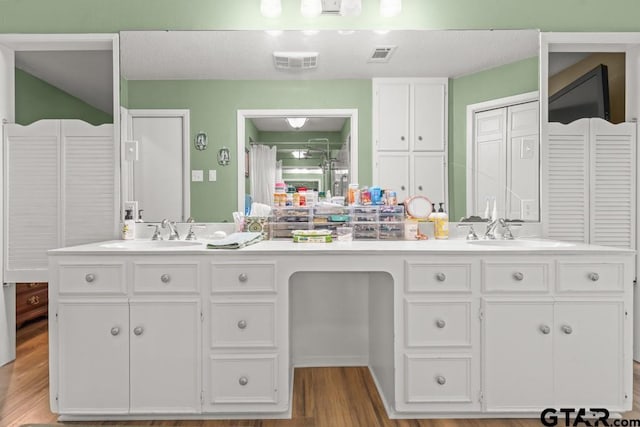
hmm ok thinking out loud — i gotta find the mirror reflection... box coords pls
[119,29,540,222]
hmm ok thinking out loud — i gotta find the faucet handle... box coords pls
[456,223,479,240]
[499,219,522,240]
[147,224,163,240]
[185,224,206,241]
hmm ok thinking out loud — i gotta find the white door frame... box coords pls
[126,109,191,222]
[0,33,120,367]
[237,109,358,215]
[465,91,539,218]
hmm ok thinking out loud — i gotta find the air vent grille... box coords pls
[369,46,397,63]
[273,52,319,70]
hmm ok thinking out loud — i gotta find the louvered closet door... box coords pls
[589,119,636,249]
[543,119,589,243]
[4,121,60,281]
[62,120,117,247]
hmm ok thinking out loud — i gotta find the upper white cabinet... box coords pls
[4,119,118,282]
[373,78,448,206]
[543,118,636,248]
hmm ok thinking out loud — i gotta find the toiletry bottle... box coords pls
[491,197,497,221]
[428,203,437,223]
[435,202,449,240]
[122,209,135,240]
[137,209,144,223]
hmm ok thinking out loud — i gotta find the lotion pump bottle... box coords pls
[435,202,449,240]
[122,209,135,240]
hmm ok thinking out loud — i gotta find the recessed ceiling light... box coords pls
[301,0,323,17]
[260,0,282,18]
[286,117,308,129]
[340,0,362,16]
[380,0,401,17]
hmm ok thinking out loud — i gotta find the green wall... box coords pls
[2,0,640,32]
[448,57,539,220]
[127,79,371,222]
[15,68,113,125]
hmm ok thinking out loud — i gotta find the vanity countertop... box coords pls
[48,238,635,256]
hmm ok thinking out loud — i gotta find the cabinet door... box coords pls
[412,153,446,206]
[376,83,410,151]
[554,301,625,408]
[376,153,409,202]
[412,82,446,151]
[483,300,553,411]
[58,301,129,413]
[130,300,201,413]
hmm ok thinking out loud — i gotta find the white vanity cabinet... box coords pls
[373,78,448,206]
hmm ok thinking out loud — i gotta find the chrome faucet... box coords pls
[484,218,500,240]
[499,218,522,240]
[161,219,180,240]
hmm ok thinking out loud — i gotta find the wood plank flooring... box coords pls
[1,319,640,427]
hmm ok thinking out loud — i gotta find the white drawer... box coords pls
[404,355,472,403]
[209,354,278,404]
[557,262,624,293]
[482,261,550,293]
[405,300,471,347]
[210,300,276,348]
[211,263,276,293]
[133,262,199,294]
[406,262,471,293]
[59,263,126,295]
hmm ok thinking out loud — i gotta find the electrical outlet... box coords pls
[209,170,217,182]
[521,199,537,221]
[191,170,203,182]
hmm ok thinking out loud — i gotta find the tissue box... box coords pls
[243,216,270,239]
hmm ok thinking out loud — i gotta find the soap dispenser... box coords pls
[435,202,449,240]
[122,209,135,240]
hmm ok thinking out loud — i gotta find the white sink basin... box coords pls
[100,240,203,249]
[467,239,575,248]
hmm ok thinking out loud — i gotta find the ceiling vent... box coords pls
[368,46,397,63]
[273,52,319,70]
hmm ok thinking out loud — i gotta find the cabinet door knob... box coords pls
[133,326,144,336]
[539,325,551,335]
[85,273,96,283]
[238,376,249,386]
[237,320,248,330]
[589,272,600,282]
[561,325,573,335]
[435,375,446,385]
[238,273,248,282]
[513,272,524,281]
[435,319,446,329]
[160,274,171,283]
[400,136,405,141]
[400,185,406,191]
[418,136,423,141]
[435,272,446,282]
[418,185,423,191]
[111,327,120,336]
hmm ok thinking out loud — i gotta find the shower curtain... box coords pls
[249,144,277,206]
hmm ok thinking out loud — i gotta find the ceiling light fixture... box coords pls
[260,0,282,18]
[340,0,362,16]
[301,0,322,17]
[286,117,308,129]
[291,150,308,159]
[380,0,401,17]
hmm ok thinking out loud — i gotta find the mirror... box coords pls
[119,29,540,222]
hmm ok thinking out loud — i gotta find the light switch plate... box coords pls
[521,199,537,221]
[192,170,203,182]
[209,170,217,182]
[520,138,536,159]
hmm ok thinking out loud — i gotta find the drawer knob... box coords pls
[85,273,96,283]
[237,320,248,330]
[539,324,551,335]
[111,327,120,336]
[238,376,249,386]
[400,185,406,191]
[513,272,524,281]
[435,319,446,329]
[589,272,600,282]
[561,325,573,335]
[238,273,248,282]
[418,136,423,141]
[435,375,446,385]
[160,274,171,283]
[133,326,144,336]
[400,136,405,141]
[435,272,446,282]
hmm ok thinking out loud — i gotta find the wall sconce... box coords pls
[261,0,282,18]
[217,147,231,166]
[194,131,208,151]
[380,0,401,17]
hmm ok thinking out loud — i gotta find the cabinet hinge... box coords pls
[200,390,204,404]
[625,310,629,318]
[55,394,58,401]
[479,309,484,321]
[634,278,637,287]
[200,311,204,322]
[478,391,483,403]
[55,312,58,320]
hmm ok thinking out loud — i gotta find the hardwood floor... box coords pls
[1,319,640,427]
